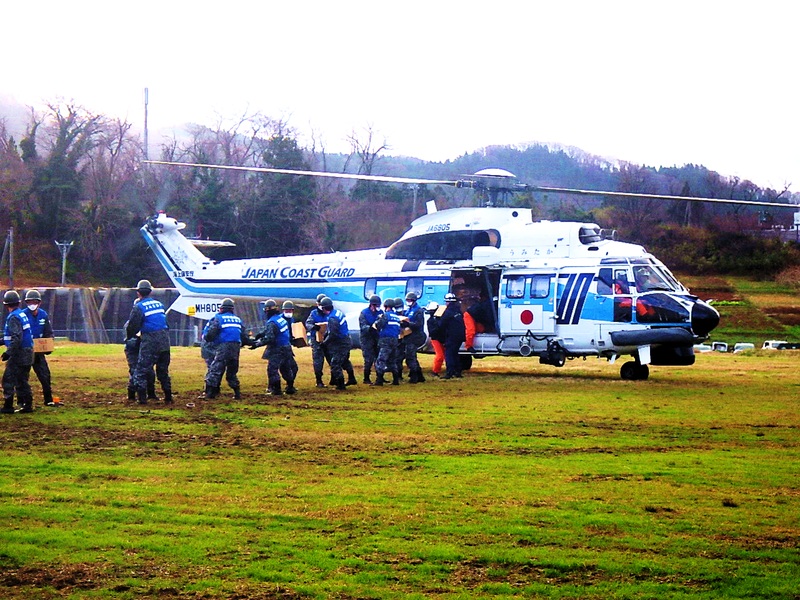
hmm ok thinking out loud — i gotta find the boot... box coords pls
[163,390,173,404]
[285,381,297,395]
[1,399,14,414]
[146,385,158,401]
[392,372,401,386]
[267,382,282,396]
[409,369,419,384]
[43,392,55,407]
[335,377,347,391]
[232,387,241,400]
[137,389,148,405]
[127,388,136,402]
[371,374,384,386]
[363,374,372,385]
[205,385,219,399]
[316,375,326,388]
[416,368,426,383]
[346,366,357,386]
[16,403,33,414]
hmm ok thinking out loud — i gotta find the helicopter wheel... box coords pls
[460,354,473,372]
[621,361,649,381]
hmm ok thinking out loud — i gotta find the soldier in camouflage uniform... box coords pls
[281,301,300,383]
[400,292,427,384]
[203,298,251,399]
[252,299,297,395]
[123,299,156,402]
[393,297,406,379]
[200,318,216,369]
[372,297,402,386]
[358,295,382,384]
[126,280,172,405]
[319,297,356,390]
[305,294,332,388]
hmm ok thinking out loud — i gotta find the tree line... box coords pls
[1,101,798,285]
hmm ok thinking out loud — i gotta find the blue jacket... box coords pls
[138,298,168,333]
[267,314,291,347]
[326,309,350,341]
[23,307,53,339]
[214,312,244,344]
[4,308,34,350]
[376,309,402,339]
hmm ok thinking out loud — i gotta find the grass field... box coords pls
[0,336,798,599]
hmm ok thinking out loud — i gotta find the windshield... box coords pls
[632,265,676,292]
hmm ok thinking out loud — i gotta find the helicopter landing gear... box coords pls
[539,339,567,367]
[620,361,649,381]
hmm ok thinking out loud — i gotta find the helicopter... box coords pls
[141,160,796,380]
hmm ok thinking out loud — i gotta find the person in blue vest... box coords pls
[203,297,251,399]
[125,279,172,405]
[22,289,56,406]
[281,300,300,382]
[400,292,427,384]
[305,293,332,388]
[1,290,34,414]
[252,299,297,395]
[358,295,383,384]
[319,297,355,390]
[372,297,402,386]
[123,299,156,403]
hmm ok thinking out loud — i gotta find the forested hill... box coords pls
[1,101,798,286]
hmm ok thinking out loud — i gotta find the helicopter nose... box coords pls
[692,301,720,337]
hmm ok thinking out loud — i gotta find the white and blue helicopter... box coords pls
[142,161,796,380]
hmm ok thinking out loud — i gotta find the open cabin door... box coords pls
[499,271,558,335]
[449,268,500,334]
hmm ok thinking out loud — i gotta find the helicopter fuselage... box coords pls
[141,207,719,380]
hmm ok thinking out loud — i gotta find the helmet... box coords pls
[426,301,439,311]
[282,300,295,310]
[319,297,334,310]
[445,292,458,303]
[221,298,235,309]
[25,290,42,302]
[316,293,326,303]
[136,279,152,291]
[369,295,381,306]
[405,292,417,302]
[393,298,403,309]
[264,299,278,310]
[3,290,20,305]
[383,297,394,308]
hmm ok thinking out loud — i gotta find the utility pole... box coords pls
[55,241,74,286]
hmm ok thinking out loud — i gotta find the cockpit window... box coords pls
[386,229,501,261]
[633,266,675,292]
[579,226,602,244]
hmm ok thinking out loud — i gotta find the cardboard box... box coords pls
[434,305,447,317]
[316,322,327,343]
[291,322,308,348]
[33,337,54,353]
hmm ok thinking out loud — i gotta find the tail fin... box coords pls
[140,213,209,291]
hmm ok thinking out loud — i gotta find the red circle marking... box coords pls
[520,309,534,325]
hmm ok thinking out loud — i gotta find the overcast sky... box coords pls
[4,1,798,190]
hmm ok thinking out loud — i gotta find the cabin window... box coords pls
[596,268,613,295]
[506,275,525,299]
[364,278,377,300]
[405,277,424,300]
[386,229,501,261]
[633,266,674,292]
[529,275,551,299]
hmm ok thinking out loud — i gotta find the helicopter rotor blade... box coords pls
[524,185,797,209]
[144,160,457,187]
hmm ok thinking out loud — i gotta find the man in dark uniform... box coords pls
[281,300,300,382]
[124,299,156,403]
[1,290,34,414]
[440,292,466,379]
[253,299,297,395]
[203,298,251,399]
[305,293,332,388]
[400,292,427,384]
[393,297,406,379]
[372,297,402,386]
[22,289,56,406]
[319,297,355,390]
[125,279,172,405]
[359,295,382,384]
